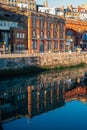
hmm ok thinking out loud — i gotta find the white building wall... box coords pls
[57,11,64,16]
[79,13,87,20]
[38,7,49,13]
[38,7,58,15]
[18,3,28,8]
[38,7,64,16]
[49,8,57,15]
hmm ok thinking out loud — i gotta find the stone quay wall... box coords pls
[0,52,87,71]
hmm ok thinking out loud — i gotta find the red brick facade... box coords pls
[28,11,66,53]
[10,28,27,52]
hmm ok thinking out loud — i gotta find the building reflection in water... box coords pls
[0,68,87,124]
[28,81,65,118]
[28,80,87,118]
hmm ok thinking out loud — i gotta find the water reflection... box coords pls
[0,68,87,129]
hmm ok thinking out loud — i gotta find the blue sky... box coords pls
[36,0,87,7]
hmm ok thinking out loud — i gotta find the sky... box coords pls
[36,0,87,8]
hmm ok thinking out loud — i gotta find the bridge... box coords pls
[65,85,87,102]
[66,19,87,49]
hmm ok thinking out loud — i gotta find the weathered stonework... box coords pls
[0,52,87,72]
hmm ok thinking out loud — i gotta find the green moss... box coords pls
[41,62,86,71]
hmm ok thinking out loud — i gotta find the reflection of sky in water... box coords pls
[3,100,87,130]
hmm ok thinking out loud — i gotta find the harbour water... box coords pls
[1,67,87,130]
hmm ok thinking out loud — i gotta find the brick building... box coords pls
[0,6,27,53]
[27,11,66,53]
[0,4,66,53]
[0,0,37,10]
[10,28,27,52]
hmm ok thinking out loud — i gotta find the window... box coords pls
[60,32,63,39]
[32,41,37,49]
[41,21,44,28]
[48,31,50,38]
[20,33,23,38]
[48,22,51,28]
[23,33,25,38]
[60,42,64,51]
[54,41,58,49]
[16,33,25,39]
[40,31,44,38]
[17,33,19,38]
[54,24,57,29]
[54,31,57,38]
[16,44,24,50]
[32,21,36,27]
[33,30,36,37]
[30,2,32,5]
[46,41,51,50]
